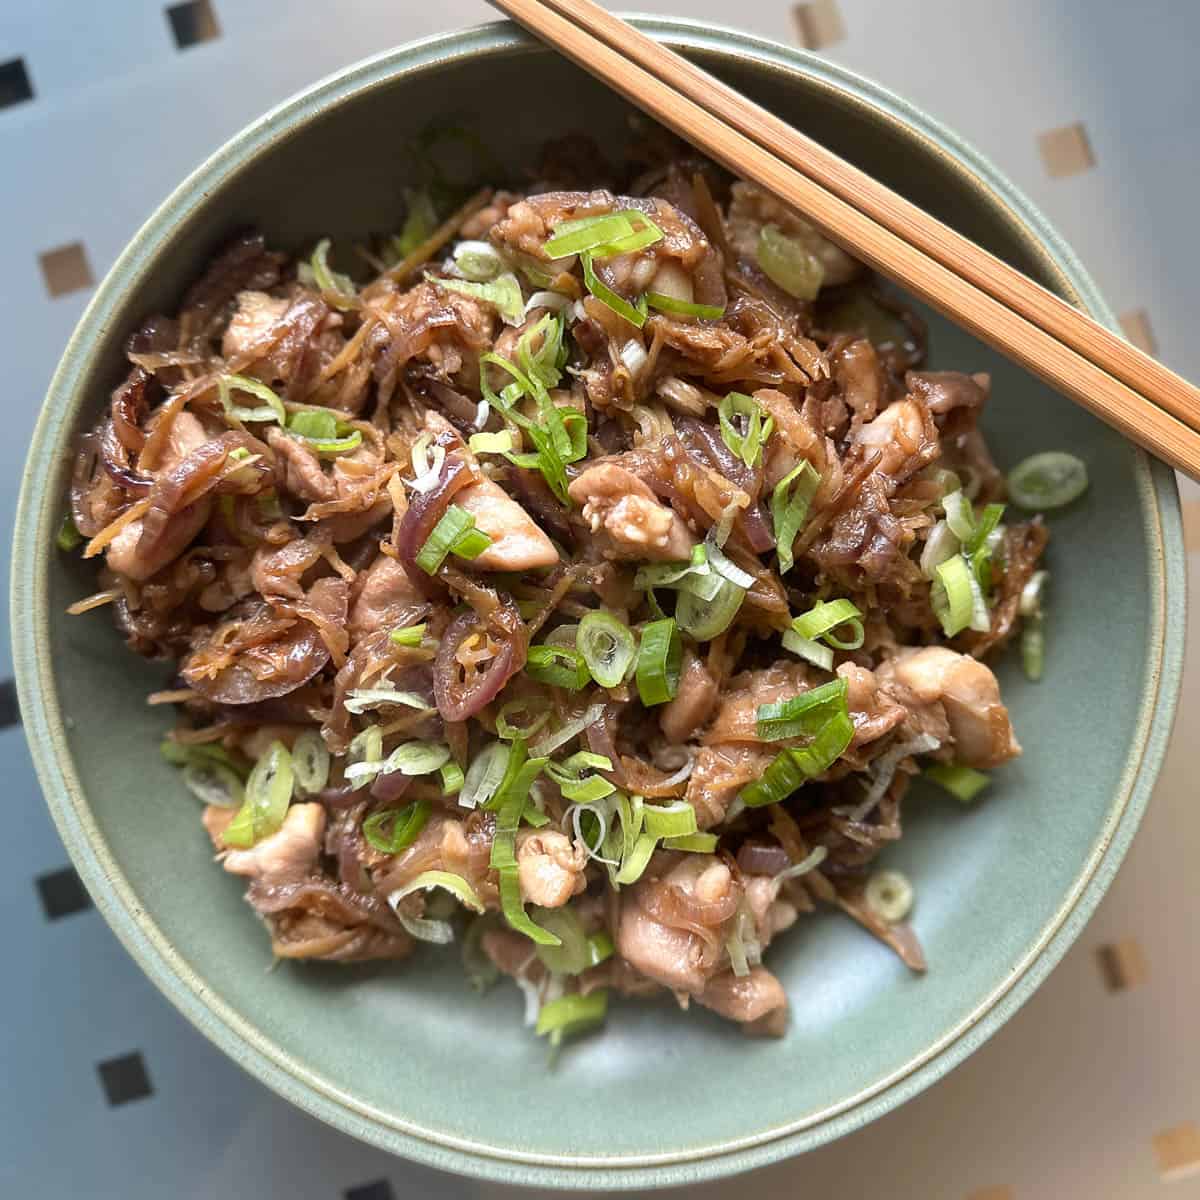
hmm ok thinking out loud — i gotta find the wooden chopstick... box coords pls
[488,0,1200,478]
[533,0,1200,441]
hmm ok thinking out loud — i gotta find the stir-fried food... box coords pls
[62,141,1077,1049]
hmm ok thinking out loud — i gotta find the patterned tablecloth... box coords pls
[4,2,1198,1196]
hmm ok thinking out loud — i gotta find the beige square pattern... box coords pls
[38,242,93,297]
[1037,122,1096,178]
[792,0,847,50]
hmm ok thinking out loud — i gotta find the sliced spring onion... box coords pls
[777,844,829,880]
[756,224,824,300]
[181,761,244,808]
[468,430,515,455]
[635,618,682,706]
[545,213,637,258]
[222,741,294,848]
[781,628,833,671]
[495,698,552,743]
[942,490,976,542]
[675,576,745,641]
[429,271,525,325]
[587,930,615,967]
[1022,618,1045,681]
[439,761,465,795]
[533,907,594,974]
[498,866,562,946]
[389,622,428,648]
[925,763,990,802]
[529,702,606,758]
[378,741,452,777]
[390,869,485,914]
[580,251,646,328]
[717,391,773,468]
[526,644,592,691]
[310,238,356,309]
[645,292,726,320]
[363,799,431,854]
[290,730,330,795]
[57,515,83,551]
[791,598,864,650]
[1007,451,1089,510]
[771,460,820,575]
[535,990,608,1046]
[704,535,756,589]
[344,686,433,715]
[396,912,455,944]
[920,519,960,580]
[459,741,510,809]
[755,677,849,742]
[415,504,493,574]
[286,408,363,455]
[452,239,505,282]
[614,832,658,885]
[161,739,240,770]
[599,214,664,255]
[931,555,975,637]
[641,800,698,839]
[864,868,913,924]
[393,189,437,259]
[346,726,383,771]
[664,832,719,853]
[577,611,637,688]
[1020,569,1049,619]
[218,374,287,425]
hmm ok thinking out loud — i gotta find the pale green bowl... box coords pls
[12,17,1184,1190]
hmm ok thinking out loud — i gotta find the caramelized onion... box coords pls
[433,596,527,721]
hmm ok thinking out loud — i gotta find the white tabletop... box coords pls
[3,2,1198,1196]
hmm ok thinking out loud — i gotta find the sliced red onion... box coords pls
[432,598,527,721]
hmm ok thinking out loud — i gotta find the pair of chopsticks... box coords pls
[488,0,1200,478]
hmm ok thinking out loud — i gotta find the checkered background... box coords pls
[3,2,1198,1196]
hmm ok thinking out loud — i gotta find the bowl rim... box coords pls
[12,15,1185,1189]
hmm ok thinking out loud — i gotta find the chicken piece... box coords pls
[754,388,824,488]
[266,425,336,503]
[852,398,934,478]
[877,646,1020,768]
[659,651,719,743]
[727,180,859,289]
[105,411,213,581]
[567,462,695,561]
[348,553,425,640]
[516,829,587,908]
[221,802,326,887]
[743,875,799,944]
[617,904,711,994]
[221,290,289,359]
[836,661,908,749]
[686,745,774,829]
[456,476,561,571]
[832,337,885,424]
[703,661,812,745]
[696,967,789,1036]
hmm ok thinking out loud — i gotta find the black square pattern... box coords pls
[0,58,34,110]
[344,1183,394,1200]
[166,1,221,49]
[97,1052,154,1106]
[36,866,92,920]
[0,677,19,727]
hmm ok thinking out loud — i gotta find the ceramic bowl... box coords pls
[12,17,1184,1190]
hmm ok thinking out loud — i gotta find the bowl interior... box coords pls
[21,21,1179,1188]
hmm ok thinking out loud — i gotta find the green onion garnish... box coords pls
[379,741,453,777]
[772,460,820,575]
[389,868,485,914]
[580,251,646,328]
[57,515,83,552]
[526,644,592,690]
[864,868,913,923]
[286,409,364,456]
[1022,618,1045,681]
[389,622,428,648]
[925,763,990,802]
[664,832,719,853]
[459,741,511,810]
[755,677,849,742]
[545,213,637,258]
[535,990,608,1047]
[675,576,745,641]
[641,800,698,840]
[1007,451,1089,510]
[467,430,515,455]
[614,833,658,886]
[346,725,383,771]
[599,214,664,255]
[577,611,637,688]
[415,504,494,574]
[718,391,774,469]
[942,490,976,542]
[546,751,616,804]
[534,906,595,975]
[181,761,244,809]
[343,686,434,716]
[439,761,465,795]
[587,930,615,967]
[635,617,682,706]
[363,799,432,854]
[392,190,437,259]
[498,866,562,946]
[310,238,356,309]
[495,698,552,742]
[218,374,287,425]
[222,741,294,848]
[645,293,726,320]
[756,224,824,300]
[931,555,976,637]
[290,730,330,796]
[429,272,525,325]
[790,598,864,654]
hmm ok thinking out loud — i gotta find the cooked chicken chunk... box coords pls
[516,829,587,908]
[221,802,325,887]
